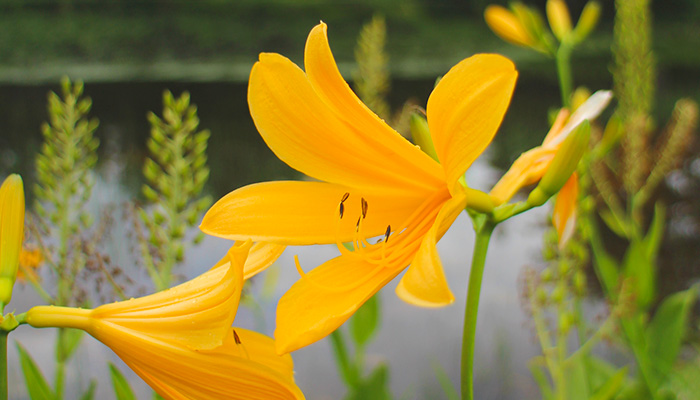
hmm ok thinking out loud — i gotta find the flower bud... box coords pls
[573,1,601,43]
[484,5,533,48]
[546,0,573,41]
[528,120,590,207]
[465,187,495,214]
[409,113,439,162]
[0,174,25,306]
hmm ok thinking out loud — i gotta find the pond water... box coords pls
[1,70,699,399]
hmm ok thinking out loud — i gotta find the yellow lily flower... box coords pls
[0,174,25,306]
[27,241,305,400]
[490,90,612,205]
[201,22,518,353]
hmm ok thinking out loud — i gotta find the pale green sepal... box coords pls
[528,120,590,207]
[0,313,18,332]
[409,113,439,162]
[464,187,494,214]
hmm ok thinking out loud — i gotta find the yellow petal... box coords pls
[395,193,467,307]
[201,181,427,245]
[243,242,287,279]
[105,328,305,400]
[249,51,441,196]
[553,173,578,248]
[275,254,402,354]
[303,22,444,188]
[93,240,250,350]
[426,54,517,192]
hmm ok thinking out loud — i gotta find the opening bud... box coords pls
[528,120,590,207]
[484,5,534,48]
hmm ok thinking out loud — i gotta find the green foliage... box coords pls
[108,363,137,400]
[138,90,212,290]
[17,343,55,400]
[350,293,380,348]
[79,381,96,400]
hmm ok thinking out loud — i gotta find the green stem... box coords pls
[556,42,573,108]
[461,220,494,400]
[0,332,6,400]
[54,328,66,400]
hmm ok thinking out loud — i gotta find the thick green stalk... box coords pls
[0,332,6,400]
[461,220,494,400]
[556,42,573,108]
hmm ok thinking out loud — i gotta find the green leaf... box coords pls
[109,363,137,400]
[646,287,698,380]
[431,360,459,400]
[588,367,627,400]
[583,355,619,391]
[528,358,554,400]
[79,380,97,400]
[345,364,391,400]
[350,294,380,348]
[58,328,85,362]
[589,222,620,299]
[622,239,655,309]
[16,343,55,400]
[564,353,590,400]
[642,203,666,261]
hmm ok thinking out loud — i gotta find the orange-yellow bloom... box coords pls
[27,241,304,400]
[0,174,25,305]
[201,22,517,353]
[490,90,612,205]
[17,246,43,283]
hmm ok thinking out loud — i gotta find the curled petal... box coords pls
[427,54,517,192]
[553,173,578,248]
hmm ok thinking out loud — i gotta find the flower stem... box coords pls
[0,332,7,400]
[556,42,573,108]
[461,219,494,400]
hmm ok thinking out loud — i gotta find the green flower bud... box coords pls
[410,113,439,162]
[547,0,573,41]
[573,1,601,43]
[528,120,590,207]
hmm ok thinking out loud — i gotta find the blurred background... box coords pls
[1,0,699,399]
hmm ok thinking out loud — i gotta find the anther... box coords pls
[339,202,345,219]
[361,197,368,219]
[233,329,242,345]
[356,216,361,231]
[384,225,391,243]
[341,192,350,203]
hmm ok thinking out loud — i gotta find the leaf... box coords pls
[642,203,666,261]
[58,328,85,362]
[564,353,590,400]
[350,293,380,348]
[16,343,55,400]
[345,364,391,400]
[109,363,137,400]
[646,287,698,380]
[80,380,97,400]
[588,367,627,400]
[528,358,554,400]
[622,239,655,310]
[431,360,459,400]
[583,355,619,391]
[589,222,620,299]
